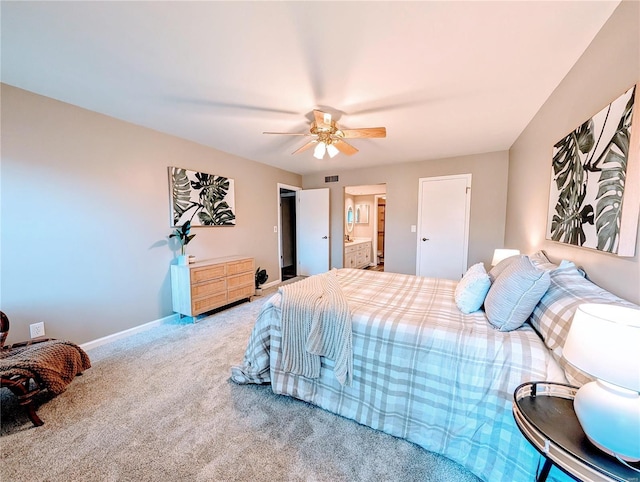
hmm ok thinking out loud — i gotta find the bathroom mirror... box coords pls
[355,204,369,224]
[346,206,354,233]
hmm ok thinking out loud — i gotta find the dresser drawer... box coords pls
[227,259,254,275]
[191,264,226,283]
[345,244,358,254]
[227,271,253,289]
[228,284,254,302]
[191,278,226,299]
[192,291,227,315]
[171,256,255,317]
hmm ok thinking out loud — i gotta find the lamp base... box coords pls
[574,380,640,462]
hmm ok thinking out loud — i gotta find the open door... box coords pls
[297,188,330,276]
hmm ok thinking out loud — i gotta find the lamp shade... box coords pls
[491,249,520,267]
[326,143,339,158]
[563,303,640,391]
[313,142,326,159]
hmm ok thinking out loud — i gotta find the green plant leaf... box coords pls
[184,234,196,246]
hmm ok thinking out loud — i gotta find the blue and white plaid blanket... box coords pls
[232,268,567,482]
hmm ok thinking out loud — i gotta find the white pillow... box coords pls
[485,256,550,331]
[455,263,491,314]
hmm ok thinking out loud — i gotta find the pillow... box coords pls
[528,250,558,271]
[488,254,523,283]
[455,263,491,314]
[529,260,638,386]
[484,256,550,331]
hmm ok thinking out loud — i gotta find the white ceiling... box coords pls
[1,1,620,175]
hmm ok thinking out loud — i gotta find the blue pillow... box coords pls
[485,256,550,331]
[455,263,491,314]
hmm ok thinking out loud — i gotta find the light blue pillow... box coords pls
[455,263,491,314]
[488,254,523,283]
[485,256,550,331]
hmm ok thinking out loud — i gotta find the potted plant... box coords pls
[170,221,196,265]
[255,267,268,295]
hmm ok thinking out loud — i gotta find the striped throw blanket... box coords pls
[280,270,352,385]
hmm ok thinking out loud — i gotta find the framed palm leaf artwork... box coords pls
[169,167,236,227]
[546,84,639,256]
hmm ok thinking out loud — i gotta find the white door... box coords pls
[297,188,330,276]
[416,175,471,280]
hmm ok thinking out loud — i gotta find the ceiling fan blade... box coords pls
[340,127,387,139]
[292,140,317,155]
[263,132,313,136]
[333,139,358,156]
[313,110,332,129]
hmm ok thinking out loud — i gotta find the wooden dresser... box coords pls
[171,256,254,317]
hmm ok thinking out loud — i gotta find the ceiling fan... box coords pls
[263,109,386,159]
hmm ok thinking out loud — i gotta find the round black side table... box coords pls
[513,381,640,482]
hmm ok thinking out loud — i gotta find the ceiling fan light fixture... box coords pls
[326,143,339,158]
[313,142,326,159]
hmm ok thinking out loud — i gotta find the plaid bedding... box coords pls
[232,268,567,482]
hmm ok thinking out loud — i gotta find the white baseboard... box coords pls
[262,279,280,290]
[80,313,179,351]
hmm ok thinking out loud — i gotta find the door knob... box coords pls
[422,238,429,241]
[322,236,328,239]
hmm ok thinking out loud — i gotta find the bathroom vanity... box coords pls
[344,239,372,269]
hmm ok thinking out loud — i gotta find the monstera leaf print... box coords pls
[593,86,635,252]
[171,167,192,225]
[549,120,595,244]
[191,173,236,226]
[170,167,236,226]
[550,182,593,245]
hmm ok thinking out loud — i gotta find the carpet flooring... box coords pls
[1,287,481,482]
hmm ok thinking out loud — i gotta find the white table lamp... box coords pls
[563,303,640,462]
[491,249,520,266]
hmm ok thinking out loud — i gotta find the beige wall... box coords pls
[303,151,509,274]
[352,195,376,240]
[1,84,301,344]
[506,0,640,304]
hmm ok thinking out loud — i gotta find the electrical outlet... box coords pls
[30,322,46,339]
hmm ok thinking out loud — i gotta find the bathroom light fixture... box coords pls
[563,303,640,462]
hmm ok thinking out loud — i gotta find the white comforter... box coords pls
[232,268,567,482]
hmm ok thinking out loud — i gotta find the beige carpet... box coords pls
[1,286,480,482]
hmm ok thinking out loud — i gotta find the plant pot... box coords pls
[178,254,189,265]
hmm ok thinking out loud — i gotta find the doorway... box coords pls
[278,185,330,281]
[279,186,298,281]
[344,184,387,271]
[375,195,386,268]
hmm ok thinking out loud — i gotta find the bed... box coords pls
[231,258,635,482]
